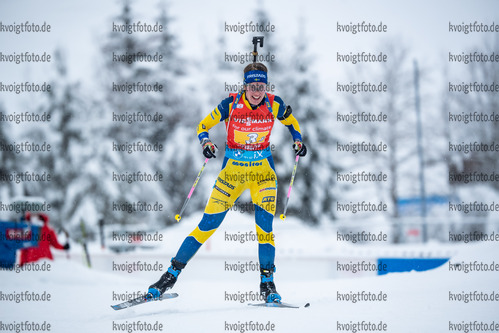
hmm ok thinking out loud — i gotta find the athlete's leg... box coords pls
[174,157,244,265]
[249,156,280,302]
[148,158,244,296]
[249,156,278,270]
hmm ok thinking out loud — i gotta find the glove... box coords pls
[293,140,307,156]
[63,243,70,250]
[201,138,217,158]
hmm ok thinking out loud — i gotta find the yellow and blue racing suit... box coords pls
[173,91,302,270]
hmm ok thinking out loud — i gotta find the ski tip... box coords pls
[304,303,310,308]
[279,214,286,221]
[175,214,181,222]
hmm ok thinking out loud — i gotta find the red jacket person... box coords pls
[19,212,69,266]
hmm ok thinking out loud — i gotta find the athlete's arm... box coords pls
[273,96,302,142]
[197,96,234,142]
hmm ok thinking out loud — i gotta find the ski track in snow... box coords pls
[2,238,499,332]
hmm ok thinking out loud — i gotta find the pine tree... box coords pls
[147,1,205,224]
[448,34,499,190]
[0,103,17,204]
[93,0,155,226]
[275,21,340,224]
[22,49,87,228]
[253,0,281,74]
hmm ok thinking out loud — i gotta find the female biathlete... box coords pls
[148,62,307,304]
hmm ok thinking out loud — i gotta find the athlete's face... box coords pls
[245,82,266,105]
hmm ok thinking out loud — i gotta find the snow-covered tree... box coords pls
[0,104,17,204]
[276,21,340,225]
[21,50,88,229]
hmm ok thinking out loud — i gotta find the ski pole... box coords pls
[175,157,210,222]
[280,155,300,221]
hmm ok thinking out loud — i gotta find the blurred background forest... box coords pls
[1,0,498,244]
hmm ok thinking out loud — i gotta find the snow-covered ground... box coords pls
[2,213,498,333]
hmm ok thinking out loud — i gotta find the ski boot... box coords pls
[147,258,185,299]
[260,266,282,303]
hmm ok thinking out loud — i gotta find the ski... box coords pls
[110,293,179,310]
[248,302,310,309]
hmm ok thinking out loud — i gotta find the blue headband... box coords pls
[244,70,268,84]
